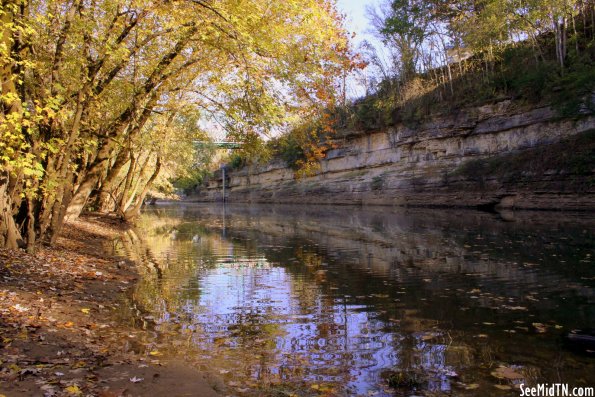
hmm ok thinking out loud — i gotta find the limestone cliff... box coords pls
[193,100,595,210]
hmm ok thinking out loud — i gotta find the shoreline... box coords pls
[183,197,595,212]
[0,213,221,396]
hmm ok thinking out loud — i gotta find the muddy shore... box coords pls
[0,214,222,397]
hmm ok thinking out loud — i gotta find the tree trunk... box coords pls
[118,151,137,211]
[571,10,580,55]
[0,173,23,249]
[65,85,161,221]
[121,154,151,214]
[97,147,130,212]
[48,170,76,245]
[553,15,567,70]
[446,61,453,96]
[1,1,24,249]
[64,137,115,221]
[25,194,36,253]
[124,157,161,221]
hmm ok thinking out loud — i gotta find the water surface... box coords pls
[114,204,594,396]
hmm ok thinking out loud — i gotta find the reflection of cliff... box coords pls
[133,203,595,344]
[180,204,595,297]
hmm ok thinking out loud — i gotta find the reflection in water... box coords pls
[113,204,595,396]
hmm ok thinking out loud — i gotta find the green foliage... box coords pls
[228,153,246,170]
[492,46,557,102]
[380,0,432,78]
[551,59,595,116]
[347,29,594,131]
[350,95,385,130]
[266,113,338,176]
[268,134,307,170]
[357,0,595,130]
[150,107,224,197]
[172,168,211,195]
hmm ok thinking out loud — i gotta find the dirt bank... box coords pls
[0,214,222,397]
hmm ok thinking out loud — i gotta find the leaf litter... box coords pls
[0,214,220,397]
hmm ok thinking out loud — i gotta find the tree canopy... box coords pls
[1,0,355,250]
[343,0,594,130]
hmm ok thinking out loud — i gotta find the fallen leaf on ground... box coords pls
[491,366,524,380]
[495,384,512,390]
[532,323,547,333]
[65,385,82,396]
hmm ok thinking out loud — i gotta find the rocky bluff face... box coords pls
[196,101,595,211]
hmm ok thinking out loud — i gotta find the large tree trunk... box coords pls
[64,137,114,221]
[1,1,25,249]
[66,93,157,221]
[120,154,151,214]
[48,170,76,245]
[97,147,130,212]
[124,157,161,221]
[0,173,23,249]
[118,151,137,212]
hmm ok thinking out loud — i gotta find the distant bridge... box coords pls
[193,140,242,149]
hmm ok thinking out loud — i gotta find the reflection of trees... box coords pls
[115,211,218,330]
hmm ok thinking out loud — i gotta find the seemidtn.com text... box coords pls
[520,384,594,397]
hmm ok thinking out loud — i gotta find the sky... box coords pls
[336,0,383,98]
[336,0,381,47]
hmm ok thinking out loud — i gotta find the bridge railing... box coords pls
[193,140,242,149]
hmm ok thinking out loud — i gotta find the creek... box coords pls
[112,203,595,396]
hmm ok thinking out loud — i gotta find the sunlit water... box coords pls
[113,203,595,396]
